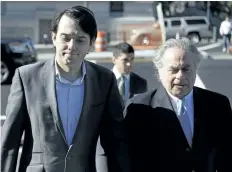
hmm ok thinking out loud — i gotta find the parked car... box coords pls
[120,22,163,50]
[118,16,213,49]
[1,37,37,84]
[164,16,213,44]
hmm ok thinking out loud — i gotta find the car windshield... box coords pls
[8,41,34,53]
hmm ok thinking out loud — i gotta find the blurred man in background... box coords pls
[112,42,148,105]
[1,5,130,172]
[43,33,49,45]
[96,42,147,172]
[124,37,232,172]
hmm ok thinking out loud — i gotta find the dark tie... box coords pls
[118,76,126,101]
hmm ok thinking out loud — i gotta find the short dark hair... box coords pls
[51,6,97,42]
[113,42,134,58]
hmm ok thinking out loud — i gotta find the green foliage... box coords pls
[155,1,232,17]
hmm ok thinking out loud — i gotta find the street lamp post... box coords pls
[157,3,166,43]
[207,1,211,22]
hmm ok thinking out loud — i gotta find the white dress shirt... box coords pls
[113,66,130,101]
[167,90,194,136]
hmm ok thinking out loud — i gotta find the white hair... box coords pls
[153,37,203,69]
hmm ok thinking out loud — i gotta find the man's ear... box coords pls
[112,57,116,64]
[89,39,95,52]
[51,32,57,47]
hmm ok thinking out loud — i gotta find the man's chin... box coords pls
[123,69,131,74]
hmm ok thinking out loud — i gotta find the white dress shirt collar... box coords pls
[167,89,193,106]
[112,66,130,80]
[167,89,194,136]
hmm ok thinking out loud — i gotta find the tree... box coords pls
[209,1,232,17]
[155,1,232,18]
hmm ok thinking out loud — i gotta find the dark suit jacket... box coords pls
[96,72,147,154]
[124,85,232,172]
[1,59,130,172]
[128,72,148,98]
[95,71,147,172]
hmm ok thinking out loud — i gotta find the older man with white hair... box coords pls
[124,37,232,172]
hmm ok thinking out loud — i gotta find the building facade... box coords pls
[1,1,154,44]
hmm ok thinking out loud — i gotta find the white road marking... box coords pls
[198,42,222,51]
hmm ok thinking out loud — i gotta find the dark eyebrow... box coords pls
[77,36,87,39]
[60,33,70,37]
[169,65,179,69]
[60,33,87,39]
[122,57,134,61]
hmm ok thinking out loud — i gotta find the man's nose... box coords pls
[176,70,185,79]
[68,39,76,50]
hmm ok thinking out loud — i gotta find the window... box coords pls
[185,19,207,25]
[171,20,181,26]
[110,2,124,12]
[164,21,168,27]
[8,41,34,53]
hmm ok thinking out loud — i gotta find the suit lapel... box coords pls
[129,73,135,98]
[70,60,95,145]
[191,87,205,151]
[151,86,208,150]
[151,85,175,111]
[43,59,67,145]
[152,85,191,148]
[43,60,101,148]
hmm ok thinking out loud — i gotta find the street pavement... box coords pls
[204,44,232,60]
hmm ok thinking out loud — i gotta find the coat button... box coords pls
[185,148,190,152]
[67,155,73,159]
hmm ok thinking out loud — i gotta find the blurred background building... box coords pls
[1,1,231,44]
[1,1,155,44]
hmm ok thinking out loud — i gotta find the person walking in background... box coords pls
[43,33,49,45]
[220,15,232,53]
[95,42,147,172]
[112,42,148,105]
